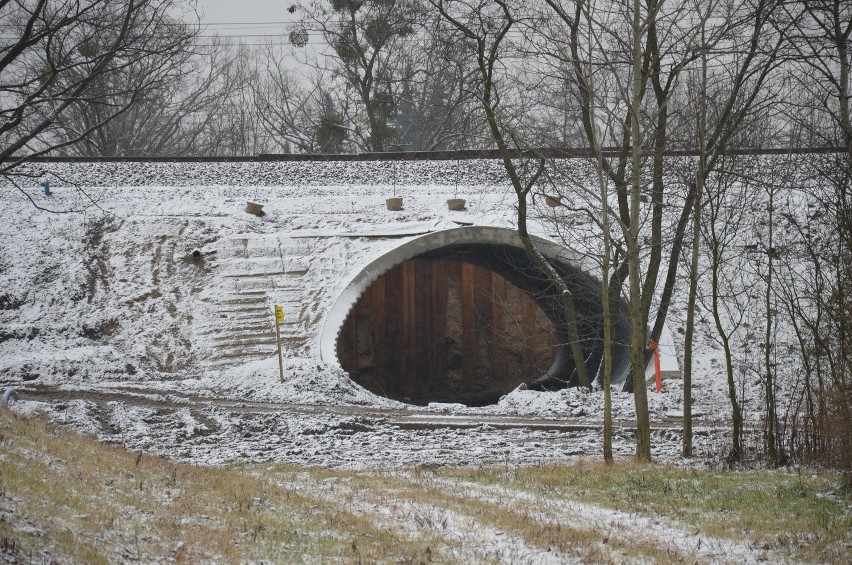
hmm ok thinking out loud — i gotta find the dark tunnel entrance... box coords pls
[337,257,558,405]
[326,229,632,406]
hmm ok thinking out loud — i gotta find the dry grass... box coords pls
[326,469,691,563]
[1,410,849,563]
[440,460,852,563]
[0,412,432,563]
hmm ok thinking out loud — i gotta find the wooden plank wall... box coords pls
[339,258,555,404]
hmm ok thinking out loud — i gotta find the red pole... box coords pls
[648,340,662,393]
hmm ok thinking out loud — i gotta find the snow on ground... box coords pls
[0,158,761,468]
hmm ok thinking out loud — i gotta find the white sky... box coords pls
[189,0,300,47]
[193,0,291,24]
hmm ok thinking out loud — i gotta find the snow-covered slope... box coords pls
[1,160,512,380]
[0,158,759,466]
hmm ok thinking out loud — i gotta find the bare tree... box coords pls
[292,0,426,152]
[783,0,852,153]
[773,154,851,468]
[434,0,593,390]
[1,0,199,198]
[201,44,279,156]
[251,41,344,154]
[672,0,786,460]
[699,157,763,462]
[531,0,788,462]
[394,15,483,150]
[772,0,851,466]
[53,37,243,157]
[532,0,703,461]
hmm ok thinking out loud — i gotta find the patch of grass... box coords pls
[2,410,848,564]
[0,412,434,563]
[440,460,852,563]
[321,468,695,563]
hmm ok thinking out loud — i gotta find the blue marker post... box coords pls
[40,175,51,196]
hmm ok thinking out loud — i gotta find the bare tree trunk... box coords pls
[682,24,712,459]
[586,97,615,462]
[601,172,614,465]
[764,187,779,464]
[683,178,699,458]
[629,0,651,462]
[709,237,743,461]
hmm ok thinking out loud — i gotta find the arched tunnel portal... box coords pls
[320,227,631,406]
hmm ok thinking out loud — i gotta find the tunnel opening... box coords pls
[325,228,632,406]
[337,256,558,406]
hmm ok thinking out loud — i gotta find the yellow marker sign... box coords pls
[274,305,285,382]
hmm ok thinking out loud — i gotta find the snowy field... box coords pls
[0,158,768,468]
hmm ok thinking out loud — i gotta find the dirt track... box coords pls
[0,382,730,469]
[8,382,692,433]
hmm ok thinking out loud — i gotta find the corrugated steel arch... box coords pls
[320,226,632,389]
